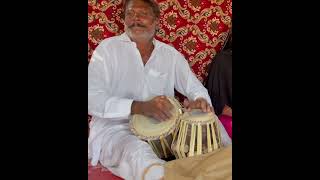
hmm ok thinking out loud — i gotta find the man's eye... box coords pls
[126,11,134,16]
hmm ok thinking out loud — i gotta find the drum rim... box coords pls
[180,111,219,125]
[130,117,180,141]
[130,97,182,141]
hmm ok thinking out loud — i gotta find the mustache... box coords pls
[128,23,146,28]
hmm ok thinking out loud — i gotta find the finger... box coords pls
[161,106,173,119]
[210,107,215,113]
[154,95,165,102]
[158,97,173,111]
[161,98,173,110]
[183,99,189,108]
[158,103,172,120]
[162,100,174,119]
[154,113,165,122]
[203,101,211,113]
[156,100,172,117]
[155,102,171,121]
[207,105,211,112]
[158,111,170,121]
[188,101,197,109]
[200,100,207,112]
[191,100,201,109]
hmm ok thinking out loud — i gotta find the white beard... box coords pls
[124,24,156,42]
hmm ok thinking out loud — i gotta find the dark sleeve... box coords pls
[205,50,232,115]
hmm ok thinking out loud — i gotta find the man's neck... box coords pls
[136,40,153,52]
[134,39,155,65]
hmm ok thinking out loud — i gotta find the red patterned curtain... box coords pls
[88,0,232,82]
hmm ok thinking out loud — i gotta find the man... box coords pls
[88,0,232,179]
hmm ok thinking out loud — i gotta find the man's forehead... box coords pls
[127,1,152,10]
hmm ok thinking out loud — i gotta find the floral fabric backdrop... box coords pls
[88,0,232,82]
[88,1,232,177]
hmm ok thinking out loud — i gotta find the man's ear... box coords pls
[155,18,160,32]
[155,17,160,29]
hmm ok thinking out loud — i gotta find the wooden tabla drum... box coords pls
[130,97,183,160]
[171,109,222,159]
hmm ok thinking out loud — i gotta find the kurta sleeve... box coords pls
[88,43,133,119]
[173,52,212,105]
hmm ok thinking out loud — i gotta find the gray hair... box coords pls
[123,0,160,19]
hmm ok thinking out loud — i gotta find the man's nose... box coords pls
[132,13,141,20]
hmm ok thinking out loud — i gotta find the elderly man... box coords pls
[88,0,232,179]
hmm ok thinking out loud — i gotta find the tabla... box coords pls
[171,109,222,159]
[130,97,183,160]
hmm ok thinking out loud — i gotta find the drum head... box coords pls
[181,109,217,124]
[130,97,181,140]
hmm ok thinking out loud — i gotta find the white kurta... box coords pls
[88,33,231,180]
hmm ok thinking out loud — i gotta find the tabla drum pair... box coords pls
[130,96,222,160]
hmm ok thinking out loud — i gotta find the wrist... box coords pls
[131,101,144,115]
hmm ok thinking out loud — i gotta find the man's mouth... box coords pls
[129,23,146,29]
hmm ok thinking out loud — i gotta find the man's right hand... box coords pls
[131,96,173,122]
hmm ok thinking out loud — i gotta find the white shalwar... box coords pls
[88,33,232,180]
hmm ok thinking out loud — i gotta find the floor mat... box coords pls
[88,161,123,180]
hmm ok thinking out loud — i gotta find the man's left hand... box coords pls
[183,98,214,113]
